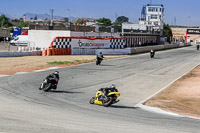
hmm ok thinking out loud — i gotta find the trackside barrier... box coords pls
[72,48,96,55]
[42,50,47,56]
[42,48,71,56]
[48,36,125,55]
[130,43,190,54]
[0,51,42,57]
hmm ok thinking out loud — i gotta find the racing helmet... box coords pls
[110,84,116,89]
[54,71,59,75]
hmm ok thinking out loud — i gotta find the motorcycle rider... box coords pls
[39,71,59,90]
[150,49,155,58]
[50,71,59,80]
[99,84,118,99]
[96,52,104,62]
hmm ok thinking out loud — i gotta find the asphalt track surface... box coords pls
[1,46,200,133]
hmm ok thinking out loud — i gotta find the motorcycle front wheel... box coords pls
[89,97,95,104]
[102,97,113,107]
[43,83,52,92]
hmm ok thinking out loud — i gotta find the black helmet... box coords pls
[110,84,116,89]
[54,71,59,74]
[99,52,102,54]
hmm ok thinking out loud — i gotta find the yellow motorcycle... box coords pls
[89,88,120,107]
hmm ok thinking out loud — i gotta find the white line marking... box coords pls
[137,104,183,117]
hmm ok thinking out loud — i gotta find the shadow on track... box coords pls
[110,105,138,109]
[99,64,115,66]
[151,57,162,59]
[50,90,83,94]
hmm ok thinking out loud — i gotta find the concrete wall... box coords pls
[0,28,10,38]
[72,48,96,55]
[0,43,190,56]
[0,51,41,57]
[96,48,131,55]
[131,43,189,54]
[72,48,131,55]
[72,43,190,55]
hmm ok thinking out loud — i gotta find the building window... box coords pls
[151,15,158,19]
[154,22,158,26]
[148,16,150,21]
[148,7,159,12]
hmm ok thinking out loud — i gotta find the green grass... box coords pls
[47,59,94,65]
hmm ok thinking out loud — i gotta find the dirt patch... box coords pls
[145,66,200,117]
[0,55,128,75]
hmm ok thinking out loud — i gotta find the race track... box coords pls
[1,46,200,133]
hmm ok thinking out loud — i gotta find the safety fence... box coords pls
[42,48,71,56]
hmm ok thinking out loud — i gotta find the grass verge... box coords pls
[47,59,95,65]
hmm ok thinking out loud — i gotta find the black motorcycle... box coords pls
[96,57,103,65]
[39,76,58,92]
[197,45,199,50]
[150,50,155,58]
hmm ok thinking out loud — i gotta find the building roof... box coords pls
[146,4,163,7]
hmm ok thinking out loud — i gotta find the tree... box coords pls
[75,18,86,25]
[17,19,33,28]
[112,21,122,32]
[0,14,13,28]
[116,16,129,23]
[163,24,173,42]
[97,17,111,27]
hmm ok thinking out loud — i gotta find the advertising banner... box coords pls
[187,29,200,34]
[13,28,21,37]
[76,39,110,48]
[50,37,125,49]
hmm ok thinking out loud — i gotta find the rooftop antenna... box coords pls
[150,0,152,5]
[174,17,176,26]
[67,9,72,23]
[50,9,54,26]
[115,12,118,21]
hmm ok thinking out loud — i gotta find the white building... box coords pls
[139,4,164,34]
[28,30,121,49]
[122,23,147,33]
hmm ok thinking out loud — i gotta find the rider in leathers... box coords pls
[96,52,104,61]
[98,84,118,100]
[40,71,59,90]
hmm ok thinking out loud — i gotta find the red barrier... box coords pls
[44,48,72,56]
[47,49,52,56]
[42,50,47,56]
[64,48,67,55]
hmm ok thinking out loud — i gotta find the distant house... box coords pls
[73,18,97,26]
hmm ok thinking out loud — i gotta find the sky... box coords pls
[1,0,200,26]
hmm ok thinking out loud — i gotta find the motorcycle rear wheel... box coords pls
[102,97,113,107]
